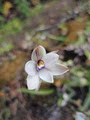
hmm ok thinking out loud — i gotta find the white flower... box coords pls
[75,112,86,120]
[25,45,69,90]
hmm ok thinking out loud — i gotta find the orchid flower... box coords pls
[25,45,69,90]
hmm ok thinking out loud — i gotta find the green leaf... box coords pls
[87,70,90,86]
[83,88,90,110]
[75,33,86,46]
[0,43,14,55]
[0,18,23,35]
[85,21,90,35]
[85,50,90,59]
[71,67,85,76]
[18,88,54,95]
[58,24,68,31]
[47,34,67,42]
[57,97,63,106]
[14,0,30,17]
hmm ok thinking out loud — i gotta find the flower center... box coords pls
[37,60,45,71]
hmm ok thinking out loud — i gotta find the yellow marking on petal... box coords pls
[38,61,44,66]
[37,60,45,70]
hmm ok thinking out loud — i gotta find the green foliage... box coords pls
[0,1,3,13]
[14,0,30,17]
[0,18,23,35]
[0,16,3,24]
[75,33,87,46]
[69,67,88,87]
[67,66,90,110]
[0,98,11,120]
[58,24,68,31]
[87,70,90,86]
[83,88,90,110]
[0,108,11,120]
[0,1,3,24]
[57,95,63,106]
[30,4,43,17]
[85,50,90,59]
[0,43,14,55]
[85,21,90,35]
[18,88,54,95]
[47,34,67,42]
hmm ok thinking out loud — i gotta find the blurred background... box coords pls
[0,0,90,120]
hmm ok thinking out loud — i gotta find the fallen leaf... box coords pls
[0,91,5,97]
[3,1,13,16]
[54,78,65,87]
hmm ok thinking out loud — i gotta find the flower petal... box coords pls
[25,61,37,76]
[50,50,59,54]
[31,45,46,62]
[39,69,53,83]
[42,52,59,68]
[27,74,41,90]
[47,63,69,75]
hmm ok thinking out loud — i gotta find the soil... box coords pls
[0,0,90,120]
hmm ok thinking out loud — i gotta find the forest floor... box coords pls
[0,0,90,120]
